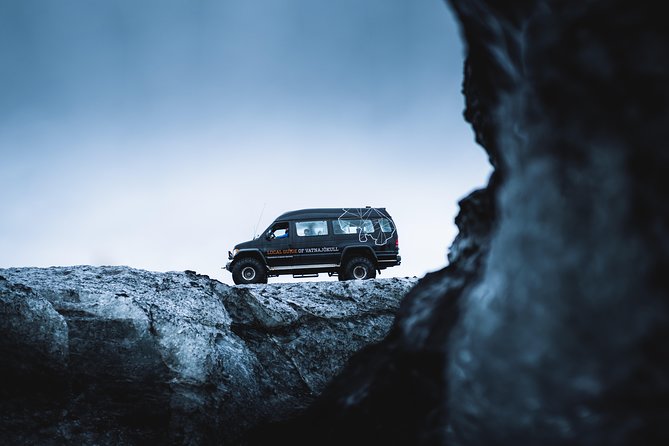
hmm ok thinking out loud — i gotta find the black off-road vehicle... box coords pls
[225,207,401,285]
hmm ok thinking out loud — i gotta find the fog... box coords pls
[0,0,491,284]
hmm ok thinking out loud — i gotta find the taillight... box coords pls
[395,238,399,249]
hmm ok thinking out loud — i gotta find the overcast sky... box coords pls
[0,0,491,285]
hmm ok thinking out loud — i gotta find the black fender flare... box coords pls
[232,249,268,270]
[340,246,378,266]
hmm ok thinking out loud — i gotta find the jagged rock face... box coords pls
[0,266,416,445]
[244,2,669,445]
[446,2,669,445]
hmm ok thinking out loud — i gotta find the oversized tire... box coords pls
[342,257,376,281]
[231,258,267,285]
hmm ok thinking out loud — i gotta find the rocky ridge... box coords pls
[0,266,416,445]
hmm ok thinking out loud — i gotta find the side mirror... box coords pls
[266,232,275,240]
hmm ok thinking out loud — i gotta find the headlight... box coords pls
[228,249,239,260]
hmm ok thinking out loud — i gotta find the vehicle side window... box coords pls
[334,219,374,234]
[378,218,394,233]
[296,220,328,237]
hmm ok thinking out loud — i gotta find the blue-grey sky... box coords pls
[0,0,491,284]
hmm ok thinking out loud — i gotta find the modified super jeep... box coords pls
[225,207,401,285]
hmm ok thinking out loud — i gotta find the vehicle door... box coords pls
[262,221,296,267]
[293,219,337,266]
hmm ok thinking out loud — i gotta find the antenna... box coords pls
[253,202,266,239]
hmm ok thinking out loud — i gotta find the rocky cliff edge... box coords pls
[0,266,416,445]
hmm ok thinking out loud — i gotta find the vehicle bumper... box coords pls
[378,255,401,268]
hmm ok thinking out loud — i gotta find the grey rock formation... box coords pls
[0,266,416,445]
[245,1,669,445]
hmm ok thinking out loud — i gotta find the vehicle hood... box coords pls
[234,239,261,250]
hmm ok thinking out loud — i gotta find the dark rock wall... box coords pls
[447,2,669,444]
[244,1,669,445]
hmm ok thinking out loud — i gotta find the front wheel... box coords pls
[341,257,376,281]
[231,258,268,285]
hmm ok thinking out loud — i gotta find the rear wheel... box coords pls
[232,258,268,285]
[342,257,376,281]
